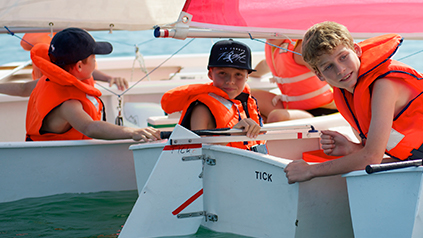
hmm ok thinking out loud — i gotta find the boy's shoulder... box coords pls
[359,34,402,74]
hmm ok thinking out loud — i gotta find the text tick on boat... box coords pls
[255,171,272,182]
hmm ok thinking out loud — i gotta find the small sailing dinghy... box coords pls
[120,114,356,238]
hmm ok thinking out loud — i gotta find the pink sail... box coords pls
[160,0,423,39]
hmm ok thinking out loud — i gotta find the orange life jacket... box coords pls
[161,83,266,151]
[265,39,333,110]
[26,43,103,141]
[21,33,57,80]
[21,33,56,51]
[334,34,423,160]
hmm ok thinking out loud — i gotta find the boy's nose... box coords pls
[226,75,235,84]
[336,64,346,75]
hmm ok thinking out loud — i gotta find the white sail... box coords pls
[0,0,186,32]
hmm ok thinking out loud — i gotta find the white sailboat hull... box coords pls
[345,167,423,238]
[0,139,139,203]
[121,117,356,238]
[200,145,353,238]
[122,115,423,238]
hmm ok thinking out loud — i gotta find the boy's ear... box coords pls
[315,70,325,81]
[354,43,362,57]
[207,68,213,80]
[74,61,83,72]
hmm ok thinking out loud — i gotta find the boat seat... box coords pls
[147,112,181,131]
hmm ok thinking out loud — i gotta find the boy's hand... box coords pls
[233,118,261,139]
[271,95,284,106]
[284,160,313,184]
[320,130,360,156]
[109,77,129,91]
[132,127,161,142]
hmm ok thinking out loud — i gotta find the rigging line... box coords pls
[248,33,302,56]
[396,49,423,61]
[135,38,156,47]
[94,35,156,48]
[249,32,423,61]
[4,26,34,47]
[113,37,196,97]
[94,81,120,97]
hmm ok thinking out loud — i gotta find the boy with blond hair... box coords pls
[285,21,423,183]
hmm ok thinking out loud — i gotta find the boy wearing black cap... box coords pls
[25,28,161,142]
[161,39,266,152]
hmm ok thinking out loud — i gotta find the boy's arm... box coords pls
[293,40,315,72]
[249,59,270,78]
[59,100,160,141]
[0,79,38,97]
[189,103,216,130]
[285,78,400,183]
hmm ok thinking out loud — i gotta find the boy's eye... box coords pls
[324,64,333,71]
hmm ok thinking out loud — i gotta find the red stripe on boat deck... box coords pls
[163,144,202,151]
[172,189,204,215]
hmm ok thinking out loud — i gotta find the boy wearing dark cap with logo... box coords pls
[25,28,161,142]
[161,39,266,152]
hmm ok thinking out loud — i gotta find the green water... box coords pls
[0,190,247,238]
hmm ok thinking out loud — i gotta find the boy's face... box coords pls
[75,54,96,80]
[314,43,362,93]
[208,67,248,99]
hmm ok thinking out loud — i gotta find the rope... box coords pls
[6,26,423,64]
[4,26,34,48]
[93,35,156,48]
[248,33,302,56]
[248,32,423,63]
[4,26,197,125]
[132,45,150,81]
[95,37,195,126]
[397,49,423,61]
[94,38,196,97]
[119,38,196,96]
[28,32,196,97]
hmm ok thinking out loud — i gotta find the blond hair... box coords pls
[302,21,355,71]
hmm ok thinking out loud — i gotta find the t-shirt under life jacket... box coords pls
[25,43,104,141]
[334,34,423,160]
[161,83,266,151]
[265,39,334,110]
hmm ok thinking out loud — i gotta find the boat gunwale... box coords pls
[204,143,292,169]
[343,166,423,177]
[0,139,136,149]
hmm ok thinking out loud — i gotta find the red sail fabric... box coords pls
[182,0,423,39]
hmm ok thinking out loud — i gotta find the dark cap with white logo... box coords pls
[49,27,112,66]
[207,39,255,73]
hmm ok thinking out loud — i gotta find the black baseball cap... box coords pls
[48,28,112,66]
[207,39,255,73]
